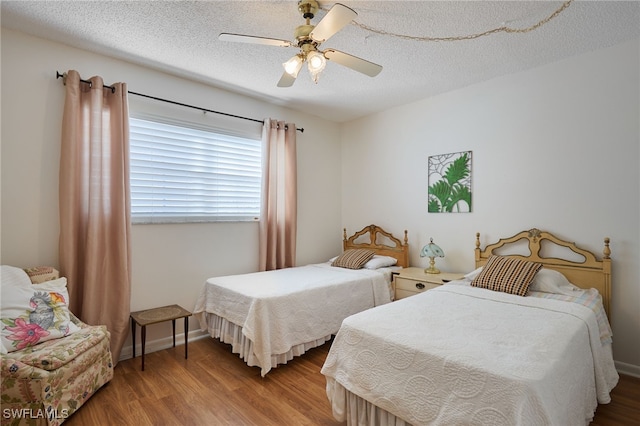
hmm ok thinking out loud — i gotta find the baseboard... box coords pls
[615,360,640,378]
[119,329,209,363]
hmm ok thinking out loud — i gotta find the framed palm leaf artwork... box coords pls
[428,151,472,213]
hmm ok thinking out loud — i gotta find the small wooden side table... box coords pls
[130,304,191,371]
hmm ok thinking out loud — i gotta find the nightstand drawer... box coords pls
[394,277,440,296]
[392,268,464,301]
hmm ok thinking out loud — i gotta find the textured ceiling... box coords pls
[2,1,639,122]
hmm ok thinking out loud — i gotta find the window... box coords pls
[129,117,262,224]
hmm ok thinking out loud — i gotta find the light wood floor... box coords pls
[66,338,640,425]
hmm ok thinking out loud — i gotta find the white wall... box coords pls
[340,39,640,374]
[1,29,343,355]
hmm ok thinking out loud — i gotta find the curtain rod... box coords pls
[55,71,304,133]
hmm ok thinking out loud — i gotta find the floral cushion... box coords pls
[1,266,114,425]
[3,323,108,371]
[1,266,80,353]
[1,323,113,426]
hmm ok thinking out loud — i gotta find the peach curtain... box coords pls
[59,70,131,364]
[259,119,297,271]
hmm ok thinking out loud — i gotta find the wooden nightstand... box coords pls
[392,267,464,300]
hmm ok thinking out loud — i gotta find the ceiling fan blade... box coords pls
[324,49,383,77]
[309,3,357,44]
[277,71,297,87]
[219,33,292,47]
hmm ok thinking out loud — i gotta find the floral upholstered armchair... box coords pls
[1,266,114,426]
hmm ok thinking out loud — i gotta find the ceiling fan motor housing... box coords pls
[294,24,317,49]
[294,24,314,41]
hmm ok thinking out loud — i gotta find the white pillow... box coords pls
[529,268,580,295]
[1,269,80,353]
[1,265,32,288]
[0,265,33,353]
[464,267,483,280]
[364,255,398,270]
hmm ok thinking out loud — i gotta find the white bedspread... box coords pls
[321,285,619,426]
[194,263,392,376]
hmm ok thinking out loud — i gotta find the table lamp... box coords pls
[420,238,445,274]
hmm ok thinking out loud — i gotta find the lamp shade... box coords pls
[306,51,327,83]
[420,238,445,258]
[283,54,304,77]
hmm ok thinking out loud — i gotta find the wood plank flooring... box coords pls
[65,338,640,425]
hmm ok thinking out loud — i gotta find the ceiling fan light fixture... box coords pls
[307,50,326,83]
[283,54,304,77]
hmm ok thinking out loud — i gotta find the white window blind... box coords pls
[129,117,262,224]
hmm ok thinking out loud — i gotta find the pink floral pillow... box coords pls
[1,265,80,353]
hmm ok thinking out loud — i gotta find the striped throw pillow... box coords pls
[23,266,60,284]
[471,255,542,296]
[332,249,375,270]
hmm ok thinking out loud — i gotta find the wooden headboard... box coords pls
[343,224,409,268]
[475,228,611,317]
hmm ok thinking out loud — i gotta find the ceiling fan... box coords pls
[219,0,383,87]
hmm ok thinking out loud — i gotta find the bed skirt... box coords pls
[326,378,410,426]
[201,312,332,373]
